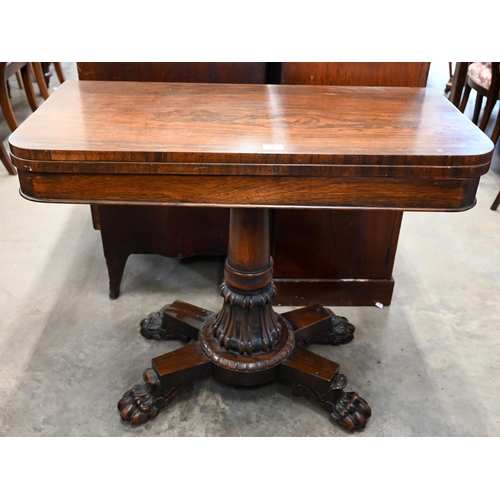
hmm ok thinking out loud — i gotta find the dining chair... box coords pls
[459,62,500,132]
[457,62,500,211]
[0,62,51,175]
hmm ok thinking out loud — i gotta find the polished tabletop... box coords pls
[9,81,494,211]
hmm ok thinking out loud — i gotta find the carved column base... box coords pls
[211,281,282,355]
[199,313,295,386]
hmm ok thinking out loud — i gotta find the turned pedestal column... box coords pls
[198,208,295,385]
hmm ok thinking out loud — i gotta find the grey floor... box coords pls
[1,63,499,437]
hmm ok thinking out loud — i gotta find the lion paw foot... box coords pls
[140,306,189,342]
[304,311,355,346]
[118,369,162,424]
[118,369,195,425]
[330,388,372,431]
[292,373,371,431]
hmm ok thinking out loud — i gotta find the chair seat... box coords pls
[468,62,495,90]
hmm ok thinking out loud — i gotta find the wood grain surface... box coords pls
[10,81,492,169]
[9,80,494,211]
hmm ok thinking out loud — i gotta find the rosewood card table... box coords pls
[9,81,493,431]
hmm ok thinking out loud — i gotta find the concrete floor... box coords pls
[0,63,499,437]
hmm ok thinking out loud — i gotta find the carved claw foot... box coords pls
[140,305,190,342]
[292,373,371,431]
[304,310,355,346]
[327,373,372,431]
[118,368,194,425]
[118,369,161,424]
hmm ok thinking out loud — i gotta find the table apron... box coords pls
[17,171,480,211]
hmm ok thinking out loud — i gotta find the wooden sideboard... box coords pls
[78,62,430,306]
